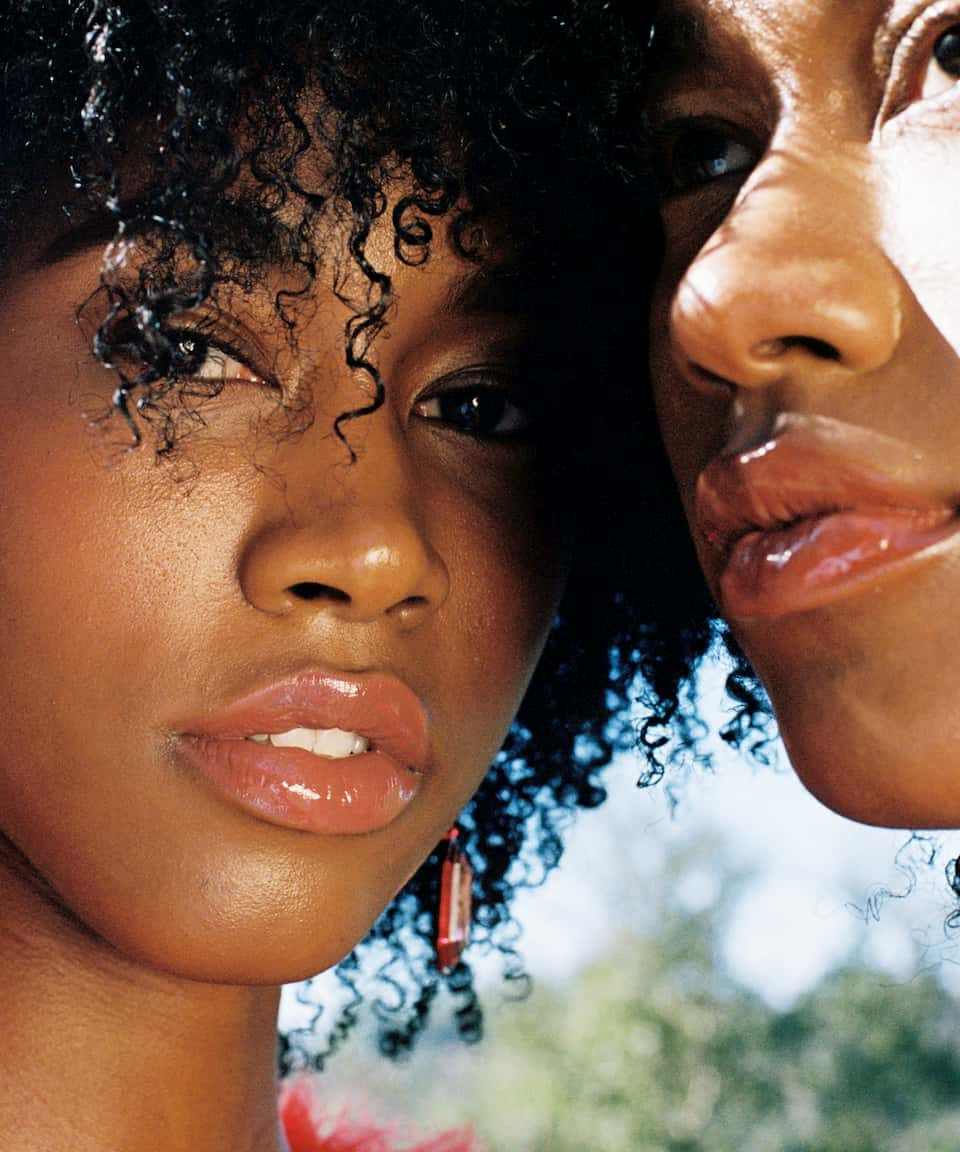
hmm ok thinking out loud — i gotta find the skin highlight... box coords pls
[647,0,960,828]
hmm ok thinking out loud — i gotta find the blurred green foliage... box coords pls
[320,894,960,1151]
[457,911,960,1152]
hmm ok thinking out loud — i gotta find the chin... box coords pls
[94,908,378,987]
[50,848,395,987]
[779,720,960,831]
[735,588,960,830]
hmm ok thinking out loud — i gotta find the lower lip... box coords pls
[179,737,421,835]
[719,507,959,619]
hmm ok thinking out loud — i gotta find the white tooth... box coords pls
[259,727,371,757]
[312,727,364,758]
[270,728,317,752]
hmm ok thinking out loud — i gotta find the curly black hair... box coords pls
[1,0,753,1067]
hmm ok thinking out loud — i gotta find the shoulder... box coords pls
[280,1077,483,1152]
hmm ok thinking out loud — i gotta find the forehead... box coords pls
[650,0,902,77]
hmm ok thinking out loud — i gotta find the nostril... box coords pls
[390,594,429,614]
[288,582,350,604]
[753,336,842,362]
[689,360,735,392]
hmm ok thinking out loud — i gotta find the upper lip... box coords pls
[696,414,957,555]
[181,669,430,772]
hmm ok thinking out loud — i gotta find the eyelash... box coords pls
[97,313,268,388]
[167,328,266,386]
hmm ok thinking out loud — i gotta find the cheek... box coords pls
[650,283,688,475]
[0,415,225,718]
[733,547,960,827]
[880,133,960,353]
[417,460,568,801]
[650,282,729,537]
[0,404,298,977]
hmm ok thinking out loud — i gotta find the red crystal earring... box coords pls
[436,826,472,973]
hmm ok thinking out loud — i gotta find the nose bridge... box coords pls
[670,144,904,390]
[239,410,449,625]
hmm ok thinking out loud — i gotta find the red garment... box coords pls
[280,1078,481,1152]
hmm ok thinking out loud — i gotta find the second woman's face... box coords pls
[649,0,960,827]
[0,198,569,982]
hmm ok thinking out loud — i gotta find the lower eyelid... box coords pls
[878,76,960,134]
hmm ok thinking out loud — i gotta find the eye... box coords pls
[883,11,960,121]
[413,378,532,439]
[658,124,757,196]
[168,330,263,385]
[96,312,266,387]
[922,24,960,99]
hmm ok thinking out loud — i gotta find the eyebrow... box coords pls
[652,0,899,80]
[444,267,529,318]
[872,0,917,75]
[37,208,532,326]
[646,7,712,77]
[33,207,142,270]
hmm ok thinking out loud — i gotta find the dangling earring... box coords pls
[436,826,472,973]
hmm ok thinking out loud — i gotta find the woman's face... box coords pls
[0,196,569,982]
[649,0,960,827]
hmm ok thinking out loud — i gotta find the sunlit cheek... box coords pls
[879,137,960,355]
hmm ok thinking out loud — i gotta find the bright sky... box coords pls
[505,654,960,1007]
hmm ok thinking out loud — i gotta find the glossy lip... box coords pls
[696,415,960,620]
[177,670,429,835]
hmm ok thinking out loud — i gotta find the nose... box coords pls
[669,154,904,392]
[239,426,450,629]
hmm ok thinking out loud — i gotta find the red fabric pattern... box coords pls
[280,1078,482,1152]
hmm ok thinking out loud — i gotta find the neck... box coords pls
[0,852,287,1152]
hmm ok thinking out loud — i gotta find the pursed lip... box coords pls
[695,414,960,618]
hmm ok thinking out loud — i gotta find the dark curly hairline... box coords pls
[1,0,774,1066]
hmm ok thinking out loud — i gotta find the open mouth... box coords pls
[178,670,428,835]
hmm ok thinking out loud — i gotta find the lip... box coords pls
[178,670,429,835]
[696,415,960,619]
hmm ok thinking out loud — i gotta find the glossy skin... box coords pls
[648,0,960,827]
[0,202,567,981]
[0,192,568,1149]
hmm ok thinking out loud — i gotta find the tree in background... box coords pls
[315,878,960,1151]
[460,913,960,1152]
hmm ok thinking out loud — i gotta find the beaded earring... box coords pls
[436,826,472,973]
